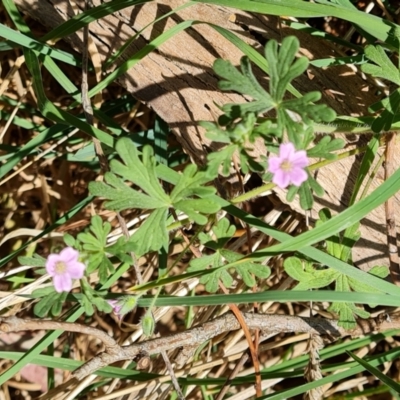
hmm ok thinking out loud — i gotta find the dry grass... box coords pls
[0,2,399,400]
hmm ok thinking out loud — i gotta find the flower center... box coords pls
[280,160,293,172]
[55,261,67,274]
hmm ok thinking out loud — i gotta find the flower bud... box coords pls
[141,311,155,336]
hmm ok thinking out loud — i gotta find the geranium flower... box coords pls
[268,142,309,189]
[107,295,141,319]
[107,299,122,317]
[45,247,86,293]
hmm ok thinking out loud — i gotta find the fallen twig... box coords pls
[1,312,399,382]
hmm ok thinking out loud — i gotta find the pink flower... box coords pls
[107,299,122,317]
[107,295,141,319]
[268,143,309,189]
[45,247,86,293]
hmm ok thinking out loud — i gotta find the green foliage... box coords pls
[284,208,389,328]
[187,218,270,292]
[361,45,400,86]
[307,136,346,160]
[203,113,274,175]
[213,36,336,143]
[207,36,344,210]
[75,215,116,284]
[89,138,220,256]
[32,287,68,317]
[7,0,400,393]
[111,295,142,316]
[361,45,400,132]
[79,280,112,316]
[18,254,46,267]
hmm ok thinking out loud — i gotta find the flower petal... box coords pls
[290,150,309,168]
[45,254,61,276]
[268,156,283,173]
[66,261,86,279]
[290,168,308,186]
[53,274,72,293]
[59,247,79,264]
[272,170,291,189]
[278,143,295,159]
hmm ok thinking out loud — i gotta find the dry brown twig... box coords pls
[1,311,399,384]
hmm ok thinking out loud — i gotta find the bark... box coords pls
[13,0,400,269]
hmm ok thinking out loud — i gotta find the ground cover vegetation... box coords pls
[1,0,400,399]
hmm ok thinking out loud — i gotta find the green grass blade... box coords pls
[348,351,400,393]
[0,352,159,380]
[0,124,74,179]
[104,1,195,68]
[86,20,197,100]
[349,134,380,205]
[249,164,400,255]
[84,20,303,103]
[259,347,400,399]
[41,0,151,42]
[0,24,79,66]
[193,0,399,47]
[24,49,115,148]
[3,0,31,35]
[134,291,400,307]
[152,164,400,295]
[0,196,93,268]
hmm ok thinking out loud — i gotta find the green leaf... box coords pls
[75,216,115,283]
[89,172,167,211]
[266,36,308,101]
[213,56,274,117]
[284,257,337,290]
[329,302,358,329]
[31,287,56,298]
[92,296,113,313]
[33,291,66,317]
[368,89,400,133]
[63,234,76,247]
[98,257,115,284]
[175,199,220,225]
[307,136,345,160]
[110,140,170,203]
[188,233,270,292]
[169,164,216,201]
[349,135,380,206]
[361,45,400,86]
[81,294,95,316]
[18,255,46,267]
[284,206,388,327]
[51,292,68,316]
[200,217,236,249]
[340,223,361,263]
[188,254,220,271]
[126,208,169,257]
[203,114,268,174]
[369,265,390,279]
